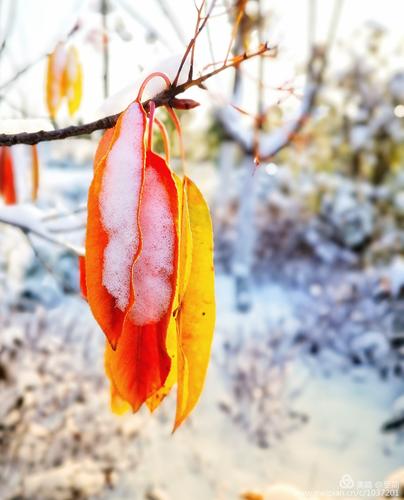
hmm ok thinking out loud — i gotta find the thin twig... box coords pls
[253,0,264,165]
[172,0,217,87]
[223,0,246,65]
[0,43,272,146]
[188,0,207,81]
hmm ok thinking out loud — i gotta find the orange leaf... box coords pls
[105,150,179,411]
[85,101,146,349]
[0,147,17,205]
[78,255,87,299]
[94,128,114,170]
[174,177,215,430]
[46,43,67,119]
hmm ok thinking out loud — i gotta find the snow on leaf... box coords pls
[105,150,179,411]
[85,101,146,349]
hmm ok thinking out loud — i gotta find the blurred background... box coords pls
[1,0,404,499]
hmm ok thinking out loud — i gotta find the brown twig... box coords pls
[188,0,207,81]
[172,0,217,87]
[0,43,272,146]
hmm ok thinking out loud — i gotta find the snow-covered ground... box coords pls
[1,154,404,499]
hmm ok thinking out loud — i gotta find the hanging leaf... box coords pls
[105,150,179,411]
[85,101,146,349]
[31,145,40,201]
[0,147,17,205]
[105,359,131,415]
[46,43,67,119]
[78,255,87,299]
[82,74,216,428]
[145,173,192,412]
[174,177,215,430]
[65,46,83,116]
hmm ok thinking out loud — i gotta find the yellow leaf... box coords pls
[145,173,193,412]
[176,176,193,303]
[174,177,215,430]
[65,46,83,116]
[46,43,67,119]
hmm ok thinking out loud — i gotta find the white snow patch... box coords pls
[100,102,145,311]
[131,166,175,325]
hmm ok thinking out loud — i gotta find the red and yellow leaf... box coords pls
[174,177,215,430]
[145,172,194,411]
[145,316,178,412]
[105,150,179,411]
[85,101,146,349]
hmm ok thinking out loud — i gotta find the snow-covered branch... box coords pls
[0,205,84,256]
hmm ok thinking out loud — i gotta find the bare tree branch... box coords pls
[0,43,272,146]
